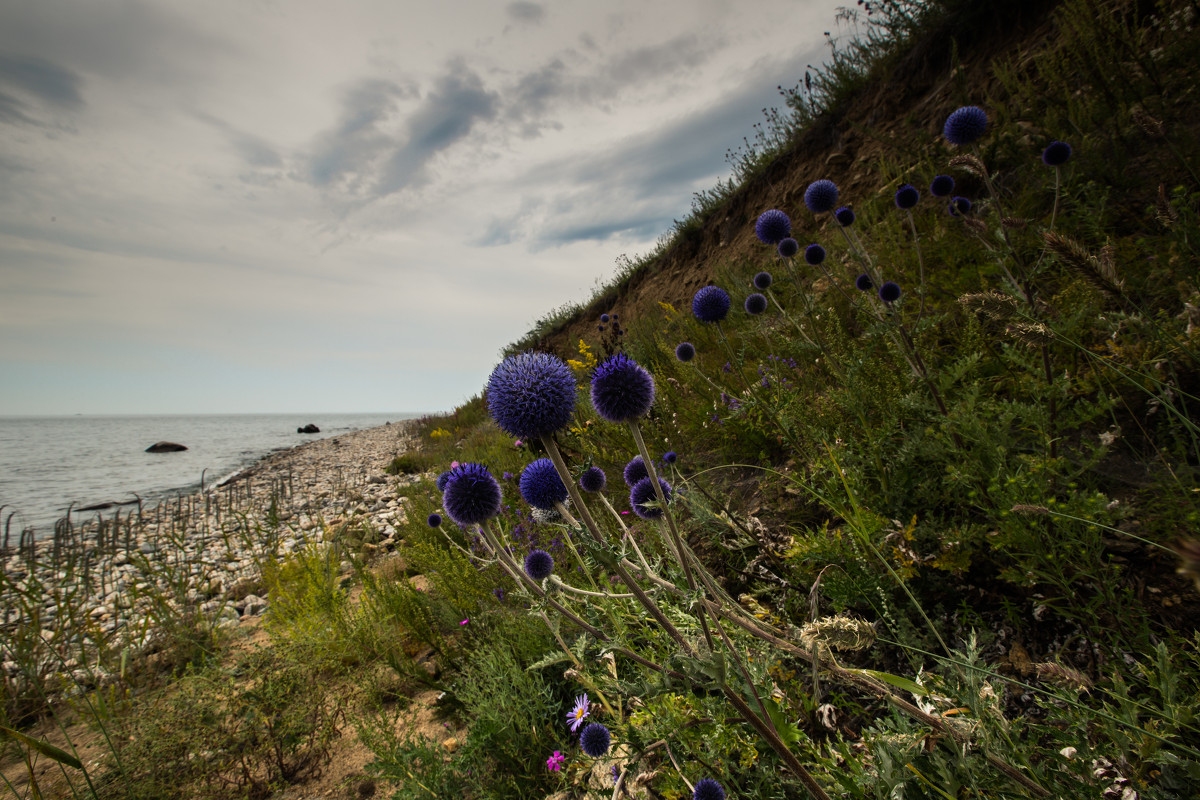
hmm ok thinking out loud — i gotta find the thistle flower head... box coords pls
[834,206,855,226]
[879,281,902,303]
[1041,140,1072,167]
[442,463,502,526]
[744,293,768,315]
[948,196,972,216]
[623,455,649,488]
[692,285,731,324]
[804,243,826,265]
[630,476,672,519]
[755,209,791,244]
[943,105,988,145]
[777,238,799,259]
[579,723,611,757]
[894,183,919,210]
[753,271,773,290]
[436,471,452,492]
[855,274,873,291]
[600,313,611,323]
[803,179,839,213]
[519,457,568,510]
[662,451,677,464]
[579,466,607,493]
[590,352,655,423]
[693,778,726,800]
[930,174,955,197]
[675,342,696,362]
[524,548,554,581]
[487,352,577,440]
[426,513,442,528]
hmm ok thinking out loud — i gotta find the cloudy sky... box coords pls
[1,0,845,416]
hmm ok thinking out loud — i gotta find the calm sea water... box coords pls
[0,413,422,538]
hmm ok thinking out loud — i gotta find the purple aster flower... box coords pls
[855,273,873,292]
[753,271,773,290]
[694,778,726,800]
[1042,140,1072,166]
[894,183,920,209]
[567,693,589,732]
[777,238,799,259]
[427,513,442,528]
[623,455,649,488]
[879,281,902,303]
[675,342,696,362]
[591,352,655,423]
[662,451,677,465]
[442,463,503,526]
[943,105,988,145]
[524,548,554,581]
[745,293,768,315]
[948,196,972,216]
[803,179,839,213]
[487,352,577,439]
[834,205,856,226]
[630,476,672,519]
[755,209,792,244]
[579,723,611,757]
[930,174,954,197]
[692,285,731,324]
[579,466,607,493]
[519,457,568,510]
[804,243,826,265]
[436,471,452,492]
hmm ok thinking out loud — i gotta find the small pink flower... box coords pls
[514,439,524,447]
[450,460,460,469]
[460,618,469,625]
[546,750,565,772]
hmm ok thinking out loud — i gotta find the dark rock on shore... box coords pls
[145,441,188,453]
[297,423,320,434]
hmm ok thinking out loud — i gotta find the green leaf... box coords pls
[0,725,84,770]
[854,669,930,697]
[763,698,801,747]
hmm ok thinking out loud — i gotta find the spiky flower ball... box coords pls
[948,196,972,216]
[662,451,677,465]
[524,549,554,581]
[436,471,452,492]
[804,179,839,213]
[894,183,919,210]
[591,352,655,423]
[693,778,726,800]
[442,463,502,526]
[623,455,649,488]
[745,293,768,315]
[1042,140,1072,167]
[519,457,568,510]
[427,513,442,528]
[943,105,988,145]
[692,286,731,324]
[579,723,611,757]
[930,174,954,197]
[879,281,902,303]
[777,238,799,259]
[580,466,607,493]
[755,209,792,244]
[487,353,577,440]
[675,342,696,362]
[600,313,611,323]
[631,476,673,519]
[753,271,773,290]
[855,274,873,292]
[804,243,826,266]
[834,205,855,226]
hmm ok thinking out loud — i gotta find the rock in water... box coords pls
[298,423,320,434]
[145,441,187,453]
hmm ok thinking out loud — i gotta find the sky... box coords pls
[0,0,846,416]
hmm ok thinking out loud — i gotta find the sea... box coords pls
[0,413,423,539]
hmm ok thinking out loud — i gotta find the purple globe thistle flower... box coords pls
[630,476,673,519]
[693,778,726,800]
[1041,140,1072,167]
[524,549,554,581]
[894,183,920,210]
[579,723,611,757]
[600,313,611,323]
[579,466,607,493]
[487,352,577,440]
[675,342,696,362]
[755,209,792,244]
[753,271,773,290]
[855,274,873,292]
[567,693,589,732]
[442,463,503,526]
[590,352,655,423]
[436,471,452,492]
[879,281,902,303]
[834,205,856,226]
[744,293,768,315]
[692,285,731,324]
[803,179,839,213]
[930,174,955,197]
[804,243,826,266]
[427,513,442,528]
[943,105,988,146]
[948,196,972,216]
[777,238,799,259]
[623,455,649,488]
[519,457,568,510]
[662,451,677,465]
